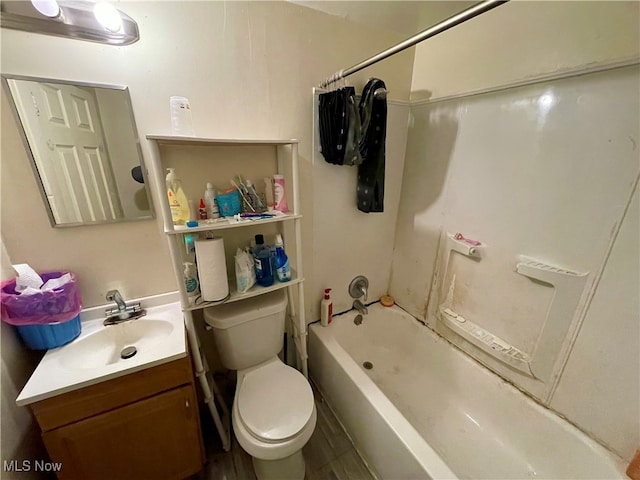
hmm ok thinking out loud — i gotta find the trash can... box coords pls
[1,271,82,350]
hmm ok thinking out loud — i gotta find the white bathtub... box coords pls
[308,303,626,480]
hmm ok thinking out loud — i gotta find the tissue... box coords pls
[42,273,72,291]
[12,264,72,295]
[13,264,44,295]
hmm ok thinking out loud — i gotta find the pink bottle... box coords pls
[273,174,289,212]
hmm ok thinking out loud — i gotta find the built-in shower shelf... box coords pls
[513,255,588,379]
[439,305,533,376]
[515,256,586,282]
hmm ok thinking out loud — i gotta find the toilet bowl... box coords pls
[233,358,316,479]
[204,291,316,480]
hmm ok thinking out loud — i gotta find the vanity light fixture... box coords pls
[30,0,60,18]
[0,0,139,45]
[92,1,122,33]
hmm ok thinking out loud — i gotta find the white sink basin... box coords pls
[16,298,186,406]
[60,319,175,369]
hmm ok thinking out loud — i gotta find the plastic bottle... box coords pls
[252,234,274,287]
[273,234,291,282]
[264,177,275,210]
[320,289,332,326]
[204,182,219,219]
[185,233,197,255]
[273,174,289,212]
[166,168,190,225]
[183,262,199,305]
[198,199,207,220]
[188,199,197,222]
[169,96,194,136]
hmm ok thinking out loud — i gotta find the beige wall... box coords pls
[1,1,412,311]
[312,101,409,318]
[411,0,640,101]
[1,239,48,479]
[0,0,413,470]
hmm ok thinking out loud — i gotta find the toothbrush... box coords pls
[230,178,255,212]
[240,213,274,218]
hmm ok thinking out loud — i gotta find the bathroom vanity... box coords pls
[31,357,203,480]
[16,300,204,479]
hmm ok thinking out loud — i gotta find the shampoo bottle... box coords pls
[166,168,190,225]
[320,288,332,326]
[273,234,291,282]
[204,182,219,219]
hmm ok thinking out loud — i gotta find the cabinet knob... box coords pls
[184,397,193,419]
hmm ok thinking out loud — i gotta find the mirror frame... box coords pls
[2,74,155,228]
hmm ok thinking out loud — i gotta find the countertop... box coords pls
[16,292,186,406]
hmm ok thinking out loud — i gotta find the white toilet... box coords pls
[204,290,316,480]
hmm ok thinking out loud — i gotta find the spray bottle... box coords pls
[273,234,291,282]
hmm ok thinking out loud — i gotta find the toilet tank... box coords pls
[203,290,287,370]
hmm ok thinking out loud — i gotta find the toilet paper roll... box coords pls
[195,237,229,302]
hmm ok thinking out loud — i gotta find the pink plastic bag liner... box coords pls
[1,271,82,325]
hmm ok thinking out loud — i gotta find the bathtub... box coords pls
[308,303,626,479]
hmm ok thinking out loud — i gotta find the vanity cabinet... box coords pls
[145,136,308,451]
[30,356,204,480]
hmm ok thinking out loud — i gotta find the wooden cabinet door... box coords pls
[42,385,203,480]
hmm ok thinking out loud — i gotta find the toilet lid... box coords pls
[238,361,314,442]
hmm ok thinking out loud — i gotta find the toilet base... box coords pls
[252,450,305,480]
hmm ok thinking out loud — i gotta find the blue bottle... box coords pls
[252,234,274,287]
[274,234,291,282]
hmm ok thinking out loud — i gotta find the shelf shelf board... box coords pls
[184,272,304,312]
[166,213,301,234]
[146,135,298,146]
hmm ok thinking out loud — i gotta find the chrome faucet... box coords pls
[353,299,368,315]
[359,283,368,302]
[349,275,369,322]
[349,275,369,303]
[104,289,145,325]
[106,290,127,313]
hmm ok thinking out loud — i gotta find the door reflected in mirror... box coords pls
[2,75,154,227]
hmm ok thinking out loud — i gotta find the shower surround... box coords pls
[310,63,639,477]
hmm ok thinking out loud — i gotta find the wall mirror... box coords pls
[2,74,154,227]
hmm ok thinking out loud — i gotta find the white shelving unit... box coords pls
[145,135,307,452]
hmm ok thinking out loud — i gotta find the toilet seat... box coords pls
[237,360,314,443]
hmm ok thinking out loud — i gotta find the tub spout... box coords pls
[353,299,368,315]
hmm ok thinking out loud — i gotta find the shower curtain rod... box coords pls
[319,0,509,88]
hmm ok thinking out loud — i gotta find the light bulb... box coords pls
[93,2,123,33]
[31,0,60,18]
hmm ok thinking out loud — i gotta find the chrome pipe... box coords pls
[319,0,509,88]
